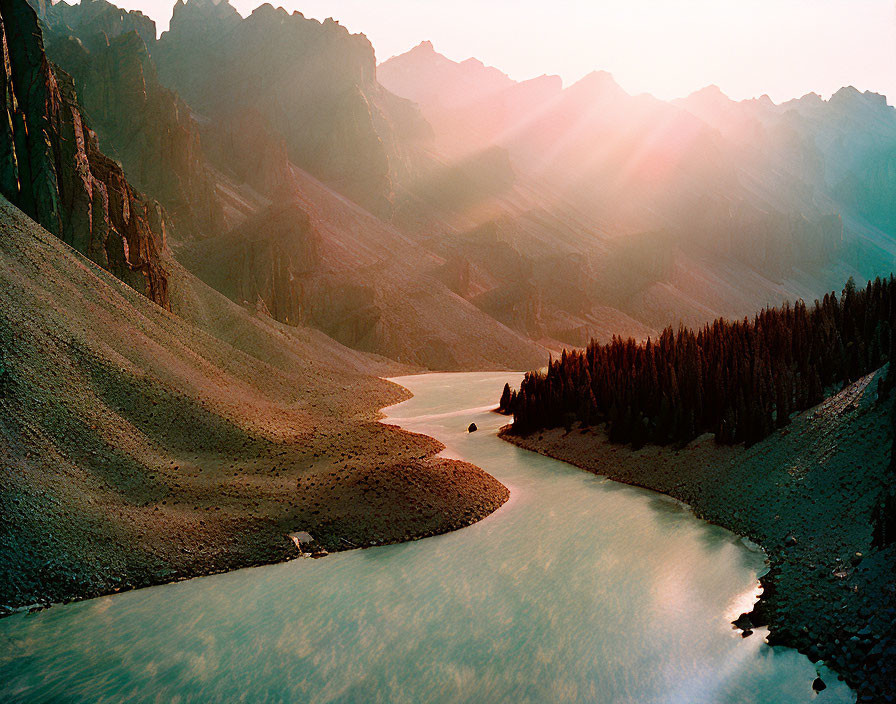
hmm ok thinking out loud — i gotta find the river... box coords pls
[0,372,853,703]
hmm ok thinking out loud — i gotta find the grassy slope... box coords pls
[0,197,509,611]
[502,370,895,701]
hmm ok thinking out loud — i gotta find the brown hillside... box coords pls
[0,197,509,611]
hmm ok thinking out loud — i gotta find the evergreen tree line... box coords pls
[500,277,896,448]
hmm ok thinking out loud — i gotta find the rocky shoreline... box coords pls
[500,370,896,703]
[1,437,509,620]
[3,487,511,620]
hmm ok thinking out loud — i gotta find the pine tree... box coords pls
[499,383,512,414]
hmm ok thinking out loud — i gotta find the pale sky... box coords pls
[116,0,896,103]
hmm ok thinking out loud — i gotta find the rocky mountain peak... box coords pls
[379,42,515,109]
[155,0,426,216]
[166,0,240,38]
[36,0,156,46]
[41,4,226,240]
[413,40,436,53]
[569,70,627,100]
[830,85,890,111]
[681,84,732,110]
[690,84,728,101]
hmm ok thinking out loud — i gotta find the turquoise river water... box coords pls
[0,373,853,703]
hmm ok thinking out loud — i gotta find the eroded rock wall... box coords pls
[0,0,169,307]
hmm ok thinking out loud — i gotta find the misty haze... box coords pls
[0,1,894,702]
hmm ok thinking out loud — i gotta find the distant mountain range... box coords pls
[8,0,896,363]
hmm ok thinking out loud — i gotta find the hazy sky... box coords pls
[119,0,896,103]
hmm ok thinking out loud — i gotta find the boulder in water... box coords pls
[733,613,753,631]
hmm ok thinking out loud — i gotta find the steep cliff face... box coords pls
[839,149,896,233]
[184,201,322,325]
[0,0,169,307]
[155,0,429,216]
[198,109,292,199]
[39,5,224,239]
[181,199,396,355]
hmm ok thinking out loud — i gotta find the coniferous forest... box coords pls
[501,277,896,448]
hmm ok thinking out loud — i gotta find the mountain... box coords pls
[36,1,852,365]
[154,0,431,216]
[379,41,516,110]
[40,9,225,238]
[178,163,546,369]
[676,83,896,254]
[380,41,562,155]
[30,0,544,371]
[0,0,169,306]
[39,0,155,44]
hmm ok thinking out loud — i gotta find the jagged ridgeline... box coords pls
[501,277,896,447]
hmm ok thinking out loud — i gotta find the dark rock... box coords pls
[812,677,826,692]
[42,22,225,238]
[200,109,292,199]
[36,0,156,46]
[468,423,478,433]
[185,202,322,326]
[784,533,798,547]
[733,613,753,631]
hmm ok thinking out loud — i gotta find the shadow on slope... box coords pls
[0,197,509,611]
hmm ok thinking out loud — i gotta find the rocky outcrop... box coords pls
[186,201,322,325]
[199,109,292,199]
[0,0,168,307]
[155,0,429,216]
[40,5,224,239]
[182,199,388,350]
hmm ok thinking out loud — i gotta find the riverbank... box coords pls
[500,370,896,703]
[1,374,509,617]
[0,200,509,617]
